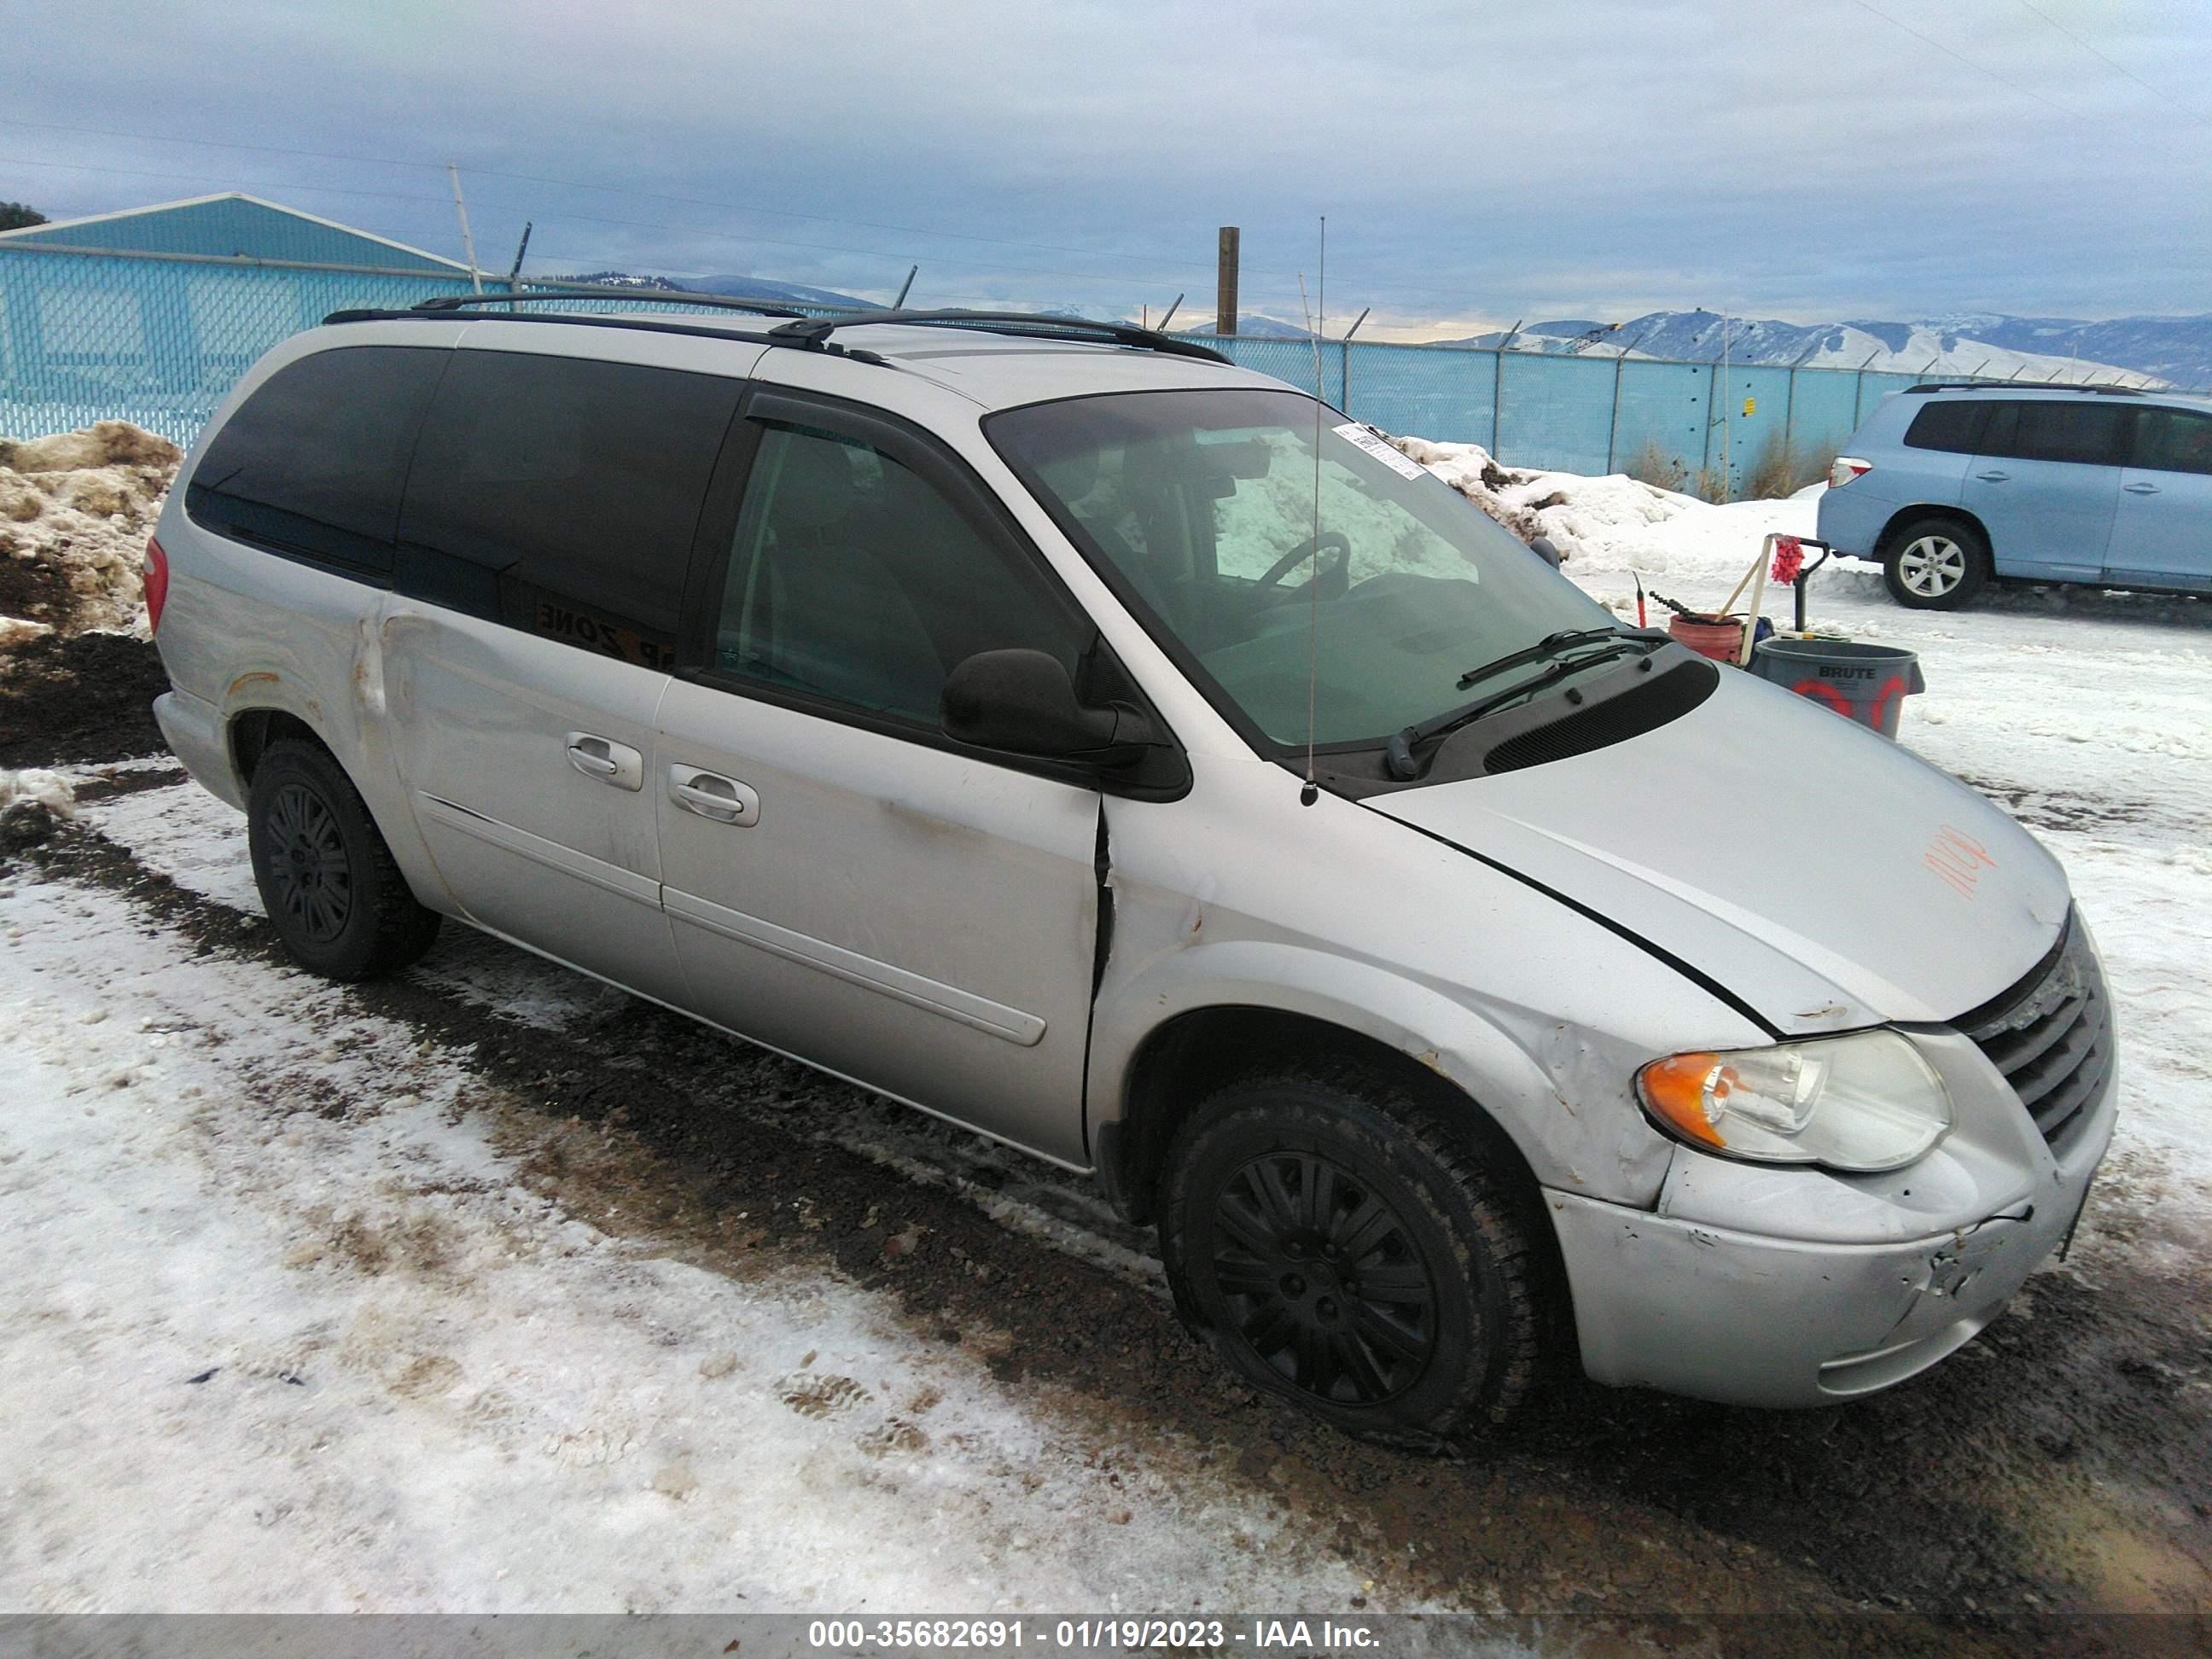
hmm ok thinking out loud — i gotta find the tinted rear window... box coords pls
[186,346,447,576]
[395,352,741,667]
[1901,399,1989,454]
[1982,399,2129,467]
[2132,406,2212,476]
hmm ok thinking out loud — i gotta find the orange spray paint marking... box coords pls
[1925,824,1998,898]
[1790,677,1854,717]
[1869,674,1908,734]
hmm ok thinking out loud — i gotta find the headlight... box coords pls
[1635,1030,1952,1173]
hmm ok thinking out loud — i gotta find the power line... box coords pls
[0,114,1284,282]
[0,154,451,208]
[0,151,1321,300]
[2011,0,2212,130]
[0,114,1506,307]
[1837,0,2084,119]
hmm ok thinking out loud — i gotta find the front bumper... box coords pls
[1545,1049,2116,1408]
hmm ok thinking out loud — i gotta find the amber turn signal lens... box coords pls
[1637,1052,1732,1148]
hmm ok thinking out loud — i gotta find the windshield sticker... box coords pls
[1334,422,1428,480]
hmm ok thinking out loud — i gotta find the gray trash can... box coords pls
[1750,637,1926,739]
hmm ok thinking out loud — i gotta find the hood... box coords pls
[1365,669,2071,1035]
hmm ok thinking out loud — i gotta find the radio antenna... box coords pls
[1297,217,1325,806]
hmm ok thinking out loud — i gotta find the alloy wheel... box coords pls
[1898,534,1966,598]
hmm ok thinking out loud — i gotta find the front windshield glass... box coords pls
[987,387,1616,748]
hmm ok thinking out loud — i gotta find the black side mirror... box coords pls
[1530,534,1563,568]
[941,649,1157,762]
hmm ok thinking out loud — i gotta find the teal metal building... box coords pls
[0,193,469,275]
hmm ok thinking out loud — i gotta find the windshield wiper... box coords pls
[1385,634,1661,780]
[1453,627,1627,691]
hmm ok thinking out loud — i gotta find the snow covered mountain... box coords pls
[550,271,872,309]
[1178,316,1317,339]
[1441,311,2210,388]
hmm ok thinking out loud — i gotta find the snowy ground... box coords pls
[2,442,2209,1627]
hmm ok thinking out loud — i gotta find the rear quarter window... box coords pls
[185,346,449,577]
[2132,407,2212,476]
[1901,399,1989,454]
[394,352,742,669]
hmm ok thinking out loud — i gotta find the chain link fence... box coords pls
[2,242,2005,495]
[0,247,852,447]
[1187,334,1947,498]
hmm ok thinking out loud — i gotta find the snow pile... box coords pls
[0,767,74,816]
[0,765,75,850]
[1394,435,1847,608]
[0,422,180,643]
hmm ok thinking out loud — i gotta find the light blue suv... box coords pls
[1817,382,2212,608]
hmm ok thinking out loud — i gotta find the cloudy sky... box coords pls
[8,0,2209,339]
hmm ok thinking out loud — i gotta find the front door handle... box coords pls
[565,732,643,791]
[669,765,760,826]
[2122,480,2161,495]
[1975,469,2011,482]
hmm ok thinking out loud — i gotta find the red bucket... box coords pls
[1667,614,1743,662]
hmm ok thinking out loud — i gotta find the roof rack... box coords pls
[324,285,850,352]
[406,286,813,320]
[766,308,1230,364]
[322,294,1232,369]
[1906,380,2147,397]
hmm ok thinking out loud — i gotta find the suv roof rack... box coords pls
[1905,380,2147,397]
[767,308,1229,364]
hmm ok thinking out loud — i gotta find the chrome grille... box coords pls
[1959,916,2114,1146]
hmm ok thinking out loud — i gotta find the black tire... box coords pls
[247,738,440,981]
[1882,515,1991,609]
[1160,1066,1547,1447]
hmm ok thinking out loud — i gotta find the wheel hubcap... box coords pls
[1209,1150,1439,1406]
[1899,536,1965,596]
[265,782,352,943]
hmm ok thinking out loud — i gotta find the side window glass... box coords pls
[1902,400,1988,454]
[2009,401,2126,467]
[714,422,1087,725]
[2133,408,2212,477]
[186,346,447,575]
[396,352,740,668]
[1979,401,2021,457]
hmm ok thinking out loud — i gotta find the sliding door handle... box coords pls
[669,765,760,826]
[565,732,643,790]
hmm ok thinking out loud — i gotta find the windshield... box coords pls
[987,387,1615,748]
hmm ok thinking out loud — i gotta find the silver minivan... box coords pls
[147,300,2116,1445]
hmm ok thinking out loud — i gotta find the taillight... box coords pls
[1829,457,1872,489]
[143,536,170,634]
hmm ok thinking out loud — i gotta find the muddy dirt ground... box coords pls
[6,639,2209,1656]
[0,630,169,767]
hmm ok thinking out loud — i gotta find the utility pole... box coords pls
[503,220,532,311]
[447,163,482,294]
[1720,312,1731,503]
[1216,227,1240,336]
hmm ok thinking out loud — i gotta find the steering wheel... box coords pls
[1256,530,1353,602]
